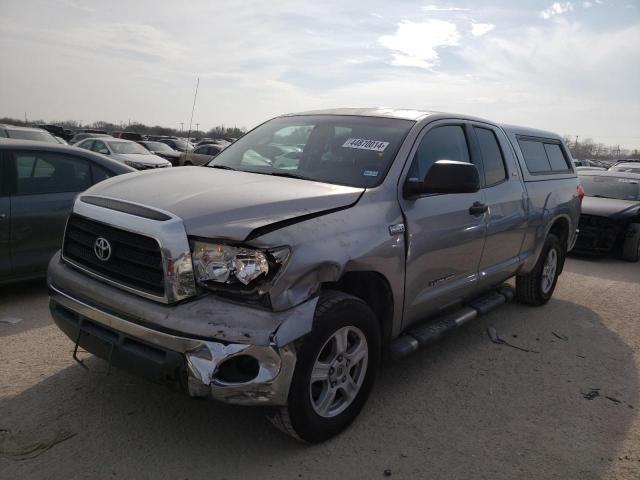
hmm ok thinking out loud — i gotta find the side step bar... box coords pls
[390,285,515,359]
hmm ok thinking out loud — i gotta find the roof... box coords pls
[500,123,564,142]
[281,109,565,140]
[283,107,436,121]
[0,138,134,174]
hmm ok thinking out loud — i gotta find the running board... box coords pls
[390,285,515,359]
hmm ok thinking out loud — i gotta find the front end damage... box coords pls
[48,252,316,406]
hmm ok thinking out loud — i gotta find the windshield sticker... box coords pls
[362,169,379,177]
[342,138,389,152]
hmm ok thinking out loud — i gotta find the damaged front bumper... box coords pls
[47,254,313,407]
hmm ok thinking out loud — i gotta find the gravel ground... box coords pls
[1,256,639,479]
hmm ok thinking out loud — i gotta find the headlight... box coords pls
[192,241,290,286]
[124,160,146,169]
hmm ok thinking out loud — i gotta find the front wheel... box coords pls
[268,291,380,443]
[516,233,563,306]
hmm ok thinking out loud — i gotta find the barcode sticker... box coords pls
[342,138,389,152]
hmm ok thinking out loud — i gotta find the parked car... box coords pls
[0,124,59,143]
[112,131,144,141]
[36,124,73,141]
[75,128,108,134]
[146,135,177,141]
[47,108,580,442]
[138,141,182,166]
[609,160,640,175]
[574,170,640,261]
[0,139,134,285]
[158,138,194,152]
[75,138,172,170]
[179,143,225,166]
[69,132,112,145]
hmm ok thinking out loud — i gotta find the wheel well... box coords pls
[549,217,570,273]
[322,272,393,347]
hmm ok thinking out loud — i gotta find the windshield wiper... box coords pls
[268,171,314,181]
[208,164,237,171]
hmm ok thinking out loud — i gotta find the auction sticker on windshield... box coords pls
[342,138,389,152]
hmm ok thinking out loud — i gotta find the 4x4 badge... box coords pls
[94,237,112,261]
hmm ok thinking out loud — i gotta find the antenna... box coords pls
[186,77,199,143]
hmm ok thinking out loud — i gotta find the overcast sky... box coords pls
[0,0,638,147]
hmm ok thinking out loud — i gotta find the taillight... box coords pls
[577,183,585,202]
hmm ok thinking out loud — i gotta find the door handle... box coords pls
[469,202,488,216]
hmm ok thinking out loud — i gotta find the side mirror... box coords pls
[404,160,480,198]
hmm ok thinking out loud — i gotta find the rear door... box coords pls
[0,152,11,280]
[9,150,92,277]
[399,121,488,327]
[470,124,528,289]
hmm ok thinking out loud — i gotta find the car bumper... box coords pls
[47,255,307,407]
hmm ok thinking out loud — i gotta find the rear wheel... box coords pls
[516,234,563,306]
[622,223,640,262]
[268,291,380,443]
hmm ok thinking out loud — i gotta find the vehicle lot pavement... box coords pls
[1,257,639,479]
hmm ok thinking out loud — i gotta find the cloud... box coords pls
[422,5,470,12]
[379,20,460,69]
[540,2,575,19]
[583,1,593,7]
[471,22,494,37]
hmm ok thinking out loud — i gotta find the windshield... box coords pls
[207,115,413,187]
[108,141,150,155]
[144,141,173,152]
[171,139,193,150]
[7,129,58,143]
[580,174,640,200]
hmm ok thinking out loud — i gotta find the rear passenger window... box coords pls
[14,152,91,195]
[544,143,570,171]
[474,127,507,186]
[519,140,550,173]
[409,125,470,181]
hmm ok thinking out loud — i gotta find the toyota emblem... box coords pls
[94,237,112,261]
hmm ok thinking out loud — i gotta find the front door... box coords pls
[399,122,488,328]
[0,154,10,280]
[9,150,92,277]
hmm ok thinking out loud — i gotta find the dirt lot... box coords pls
[1,256,639,479]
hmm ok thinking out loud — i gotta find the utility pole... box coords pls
[186,77,200,144]
[196,123,199,132]
[179,122,184,132]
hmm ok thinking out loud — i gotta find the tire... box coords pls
[516,233,563,306]
[184,161,193,166]
[268,290,380,443]
[622,223,640,263]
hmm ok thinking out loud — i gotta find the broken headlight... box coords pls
[191,241,290,286]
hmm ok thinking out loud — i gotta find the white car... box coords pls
[75,138,172,170]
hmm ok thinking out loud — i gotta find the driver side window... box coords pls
[409,125,470,181]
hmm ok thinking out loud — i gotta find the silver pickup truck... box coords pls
[47,108,581,442]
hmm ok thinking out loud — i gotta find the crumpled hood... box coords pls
[581,196,640,218]
[83,167,364,240]
[113,153,169,166]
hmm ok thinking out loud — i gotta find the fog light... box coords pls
[215,355,260,384]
